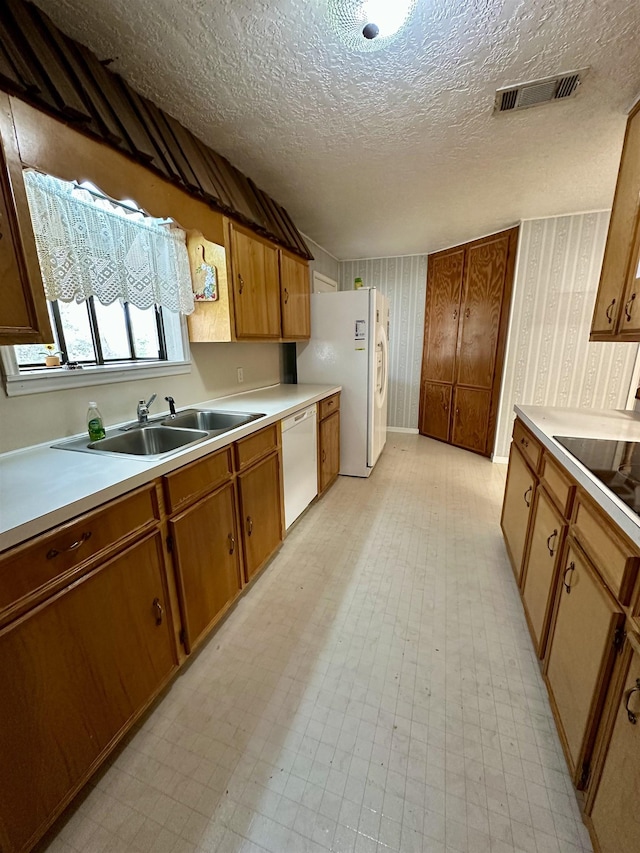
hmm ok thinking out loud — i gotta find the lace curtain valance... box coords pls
[23,170,194,315]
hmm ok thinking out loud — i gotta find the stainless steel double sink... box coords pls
[53,409,266,458]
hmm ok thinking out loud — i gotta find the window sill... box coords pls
[4,360,192,397]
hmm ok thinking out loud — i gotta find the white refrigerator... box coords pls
[297,288,390,478]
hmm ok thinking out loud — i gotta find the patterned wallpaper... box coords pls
[494,212,640,459]
[339,256,427,430]
[303,235,340,284]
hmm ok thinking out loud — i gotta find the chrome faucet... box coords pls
[137,393,157,423]
[165,396,177,417]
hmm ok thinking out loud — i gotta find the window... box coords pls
[14,298,168,368]
[2,172,194,396]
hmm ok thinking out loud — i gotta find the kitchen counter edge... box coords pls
[0,384,340,551]
[514,404,640,547]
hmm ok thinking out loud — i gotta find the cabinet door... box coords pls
[451,386,490,453]
[521,487,566,657]
[545,541,624,783]
[0,532,175,853]
[588,638,640,853]
[319,410,340,493]
[280,251,310,339]
[238,452,283,580]
[501,444,536,582]
[618,217,640,334]
[456,233,510,389]
[591,102,640,338]
[419,381,451,442]
[0,93,53,345]
[230,224,281,338]
[420,248,464,384]
[169,481,241,653]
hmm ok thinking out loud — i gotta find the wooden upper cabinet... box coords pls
[229,222,281,339]
[280,250,310,339]
[422,249,464,383]
[0,93,52,345]
[591,100,640,340]
[456,233,509,388]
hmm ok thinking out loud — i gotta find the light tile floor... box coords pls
[43,435,593,853]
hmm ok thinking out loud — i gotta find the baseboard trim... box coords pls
[492,455,509,465]
[387,427,419,434]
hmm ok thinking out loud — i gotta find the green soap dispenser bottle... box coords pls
[87,402,106,441]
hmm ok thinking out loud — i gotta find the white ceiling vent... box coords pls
[495,69,589,114]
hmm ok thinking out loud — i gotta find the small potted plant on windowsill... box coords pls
[41,344,64,368]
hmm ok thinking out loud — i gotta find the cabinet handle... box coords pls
[152,598,163,626]
[228,533,235,555]
[238,274,245,294]
[546,529,558,556]
[443,402,448,412]
[322,449,326,463]
[605,298,616,324]
[625,678,640,724]
[46,531,92,559]
[284,288,289,304]
[624,292,636,322]
[453,309,457,320]
[247,516,253,536]
[563,561,575,594]
[465,308,470,319]
[520,436,529,449]
[523,485,532,507]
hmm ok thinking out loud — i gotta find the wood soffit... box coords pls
[0,0,313,260]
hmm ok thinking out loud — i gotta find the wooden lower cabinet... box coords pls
[419,380,451,442]
[169,481,241,653]
[544,541,624,785]
[586,634,640,853]
[501,444,536,582]
[451,386,490,453]
[319,409,340,493]
[521,486,566,657]
[237,452,283,580]
[0,532,176,853]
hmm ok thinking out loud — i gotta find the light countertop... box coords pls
[515,405,640,546]
[0,383,340,551]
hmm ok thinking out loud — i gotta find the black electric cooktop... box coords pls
[554,436,640,515]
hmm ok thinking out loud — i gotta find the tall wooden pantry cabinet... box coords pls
[418,227,519,456]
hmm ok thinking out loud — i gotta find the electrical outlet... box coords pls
[237,367,244,384]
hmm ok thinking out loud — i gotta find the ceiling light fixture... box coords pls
[327,0,418,52]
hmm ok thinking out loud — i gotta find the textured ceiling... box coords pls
[32,0,640,259]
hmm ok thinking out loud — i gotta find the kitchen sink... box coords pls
[161,409,265,433]
[53,425,209,458]
[89,426,209,456]
[52,409,266,458]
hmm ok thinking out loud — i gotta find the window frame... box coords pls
[1,308,191,398]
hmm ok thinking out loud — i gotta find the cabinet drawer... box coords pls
[164,447,233,512]
[0,485,158,623]
[540,452,575,518]
[235,424,279,471]
[572,493,640,604]
[512,419,541,472]
[319,393,340,420]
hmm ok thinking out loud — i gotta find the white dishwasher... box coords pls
[282,404,318,529]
